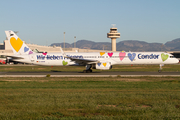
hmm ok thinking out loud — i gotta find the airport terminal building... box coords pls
[0,39,107,56]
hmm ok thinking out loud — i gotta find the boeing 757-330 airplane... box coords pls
[5,31,179,73]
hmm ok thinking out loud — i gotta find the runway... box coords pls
[0,71,179,77]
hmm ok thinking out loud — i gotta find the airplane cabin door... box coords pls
[29,54,35,63]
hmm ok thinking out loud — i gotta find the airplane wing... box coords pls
[60,48,98,65]
[66,56,98,65]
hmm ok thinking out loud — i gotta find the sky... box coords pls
[0,0,180,46]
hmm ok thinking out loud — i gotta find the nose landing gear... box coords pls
[158,64,164,73]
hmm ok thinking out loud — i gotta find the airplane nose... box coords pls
[175,58,179,63]
[177,59,180,63]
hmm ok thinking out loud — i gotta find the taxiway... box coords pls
[0,71,179,77]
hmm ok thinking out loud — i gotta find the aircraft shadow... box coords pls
[50,70,101,73]
[78,72,101,73]
[51,70,62,72]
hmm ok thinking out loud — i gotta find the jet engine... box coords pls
[92,62,112,70]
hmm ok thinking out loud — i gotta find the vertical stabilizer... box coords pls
[5,31,33,55]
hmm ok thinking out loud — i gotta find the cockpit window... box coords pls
[170,56,175,58]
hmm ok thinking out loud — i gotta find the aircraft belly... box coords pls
[134,59,162,64]
[47,60,76,66]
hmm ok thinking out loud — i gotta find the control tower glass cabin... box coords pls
[107,27,120,51]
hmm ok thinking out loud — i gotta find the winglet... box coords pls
[60,47,67,57]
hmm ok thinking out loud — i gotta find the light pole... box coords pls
[64,32,65,49]
[74,36,76,48]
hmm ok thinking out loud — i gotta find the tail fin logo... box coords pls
[24,47,29,52]
[10,37,23,52]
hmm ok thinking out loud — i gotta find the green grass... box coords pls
[0,77,180,119]
[0,64,180,72]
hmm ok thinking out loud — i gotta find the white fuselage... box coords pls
[12,51,179,67]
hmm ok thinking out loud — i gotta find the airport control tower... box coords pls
[107,25,120,51]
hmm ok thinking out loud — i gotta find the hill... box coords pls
[50,38,180,51]
[164,38,180,51]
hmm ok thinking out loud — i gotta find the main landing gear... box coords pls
[158,64,164,73]
[83,65,92,73]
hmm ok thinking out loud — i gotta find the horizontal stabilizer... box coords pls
[7,56,24,59]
